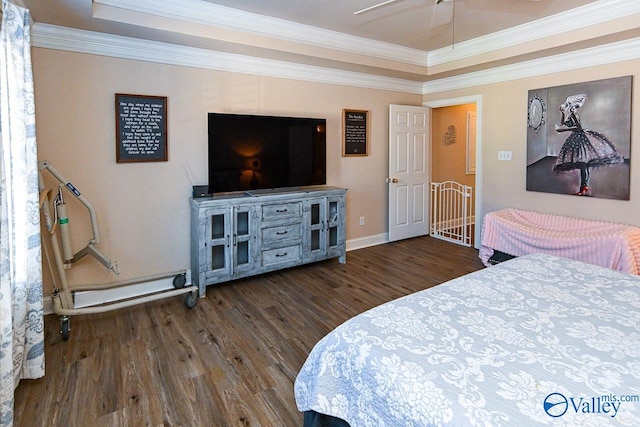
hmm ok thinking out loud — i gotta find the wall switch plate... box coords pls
[498,150,512,161]
[359,216,365,226]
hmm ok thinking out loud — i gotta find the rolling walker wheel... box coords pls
[60,316,70,341]
[173,273,187,289]
[184,291,197,309]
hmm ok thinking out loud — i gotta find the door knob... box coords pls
[386,177,398,183]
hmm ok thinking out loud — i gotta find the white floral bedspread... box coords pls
[294,253,640,426]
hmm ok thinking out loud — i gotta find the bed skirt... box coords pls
[303,411,351,427]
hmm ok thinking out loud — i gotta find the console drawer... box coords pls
[261,244,301,267]
[262,202,302,220]
[261,223,302,243]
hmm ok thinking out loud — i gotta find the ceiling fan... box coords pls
[354,0,539,16]
[354,0,452,16]
[353,0,541,48]
[354,0,456,48]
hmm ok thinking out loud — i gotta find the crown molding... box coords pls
[94,0,639,71]
[31,24,425,94]
[423,36,640,95]
[93,0,429,67]
[31,22,640,96]
[428,0,640,66]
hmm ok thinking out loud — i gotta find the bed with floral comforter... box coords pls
[294,253,640,426]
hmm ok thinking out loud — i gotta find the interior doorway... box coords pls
[431,103,476,246]
[425,96,482,248]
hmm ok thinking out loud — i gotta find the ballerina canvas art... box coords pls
[526,76,631,200]
[552,93,623,196]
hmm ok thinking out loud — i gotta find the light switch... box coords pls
[498,150,512,161]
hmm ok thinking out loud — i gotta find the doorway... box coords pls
[425,96,482,248]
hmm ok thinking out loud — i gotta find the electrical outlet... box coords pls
[498,150,512,161]
[359,216,365,226]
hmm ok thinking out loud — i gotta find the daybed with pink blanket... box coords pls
[479,208,640,274]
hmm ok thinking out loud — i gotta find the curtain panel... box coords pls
[0,0,45,425]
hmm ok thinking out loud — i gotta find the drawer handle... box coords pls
[276,230,288,235]
[275,252,288,258]
[275,209,288,213]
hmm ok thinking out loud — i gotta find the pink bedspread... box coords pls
[480,208,640,274]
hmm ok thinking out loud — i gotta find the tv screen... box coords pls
[208,113,326,194]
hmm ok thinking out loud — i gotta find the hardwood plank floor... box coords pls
[14,236,484,427]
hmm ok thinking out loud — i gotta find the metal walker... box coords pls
[38,160,197,340]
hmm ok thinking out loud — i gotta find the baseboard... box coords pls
[43,235,388,316]
[41,234,430,315]
[44,270,192,314]
[346,233,388,252]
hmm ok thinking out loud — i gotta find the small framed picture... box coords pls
[115,93,168,163]
[342,109,368,156]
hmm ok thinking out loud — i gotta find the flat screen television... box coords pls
[208,113,326,194]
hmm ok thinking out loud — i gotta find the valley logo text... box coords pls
[544,392,640,419]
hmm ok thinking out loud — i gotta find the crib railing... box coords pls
[430,181,474,247]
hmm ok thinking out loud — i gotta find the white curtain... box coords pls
[0,0,45,425]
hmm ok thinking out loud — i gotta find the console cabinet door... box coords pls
[326,195,346,261]
[204,207,233,282]
[204,206,256,282]
[304,198,327,262]
[304,196,346,262]
[232,206,256,275]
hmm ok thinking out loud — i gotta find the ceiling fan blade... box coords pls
[429,0,453,30]
[354,0,398,15]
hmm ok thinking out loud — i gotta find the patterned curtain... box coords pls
[0,1,45,425]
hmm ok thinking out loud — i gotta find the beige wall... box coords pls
[34,45,640,295]
[431,103,476,187]
[33,48,421,293]
[424,60,640,227]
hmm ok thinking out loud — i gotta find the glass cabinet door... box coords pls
[326,196,344,255]
[205,206,254,279]
[205,208,232,278]
[305,198,326,260]
[310,201,322,251]
[233,207,254,272]
[327,199,339,249]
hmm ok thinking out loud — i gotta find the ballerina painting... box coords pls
[553,94,623,196]
[526,76,632,200]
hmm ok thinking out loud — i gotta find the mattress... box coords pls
[479,208,640,274]
[294,253,640,426]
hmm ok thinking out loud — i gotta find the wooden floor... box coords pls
[14,236,484,427]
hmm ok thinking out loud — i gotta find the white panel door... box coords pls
[388,104,430,242]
